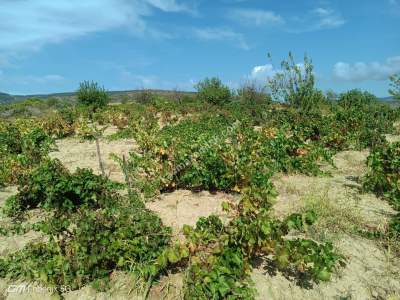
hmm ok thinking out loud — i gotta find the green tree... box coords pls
[76,81,109,110]
[237,81,272,106]
[195,77,232,105]
[338,89,377,110]
[389,74,400,101]
[268,52,326,111]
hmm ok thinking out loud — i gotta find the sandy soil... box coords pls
[49,136,136,183]
[253,235,400,300]
[253,150,400,300]
[146,189,239,238]
[0,187,46,257]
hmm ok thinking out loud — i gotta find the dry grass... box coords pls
[299,191,365,242]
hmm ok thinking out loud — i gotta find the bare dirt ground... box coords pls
[1,134,399,299]
[146,189,239,238]
[49,134,136,183]
[253,150,400,300]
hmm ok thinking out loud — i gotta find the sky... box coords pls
[0,0,399,97]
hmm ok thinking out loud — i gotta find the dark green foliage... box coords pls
[77,81,109,110]
[389,213,400,238]
[124,113,332,198]
[364,142,400,209]
[0,156,171,291]
[196,77,232,105]
[0,203,171,289]
[364,142,400,237]
[4,159,120,216]
[181,207,343,298]
[338,89,377,109]
[185,248,255,299]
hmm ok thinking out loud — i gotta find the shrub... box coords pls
[0,124,55,187]
[20,128,55,162]
[364,141,400,210]
[0,156,171,291]
[40,113,74,138]
[76,81,109,110]
[4,159,120,216]
[237,82,272,105]
[0,123,22,154]
[136,89,155,104]
[338,89,377,109]
[364,142,400,238]
[195,77,232,105]
[0,201,171,290]
[389,73,400,101]
[268,52,326,110]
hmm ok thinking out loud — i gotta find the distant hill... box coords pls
[1,89,195,104]
[379,96,394,101]
[0,92,15,104]
[0,90,397,106]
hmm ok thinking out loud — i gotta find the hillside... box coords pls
[1,90,395,105]
[0,92,14,104]
[5,89,196,104]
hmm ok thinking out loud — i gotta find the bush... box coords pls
[364,142,400,238]
[136,89,155,104]
[0,124,55,186]
[4,159,120,216]
[364,142,400,209]
[0,200,171,290]
[0,156,171,291]
[338,89,377,109]
[76,81,109,110]
[268,52,326,111]
[195,77,232,105]
[40,113,74,138]
[237,82,272,105]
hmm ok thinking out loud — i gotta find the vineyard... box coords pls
[0,66,399,299]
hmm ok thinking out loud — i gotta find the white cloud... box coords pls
[249,61,309,82]
[0,0,191,55]
[333,56,400,81]
[287,7,345,33]
[312,8,346,29]
[192,27,250,50]
[145,0,194,13]
[228,9,284,26]
[250,64,277,80]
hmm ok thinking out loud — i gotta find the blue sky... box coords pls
[0,0,399,96]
